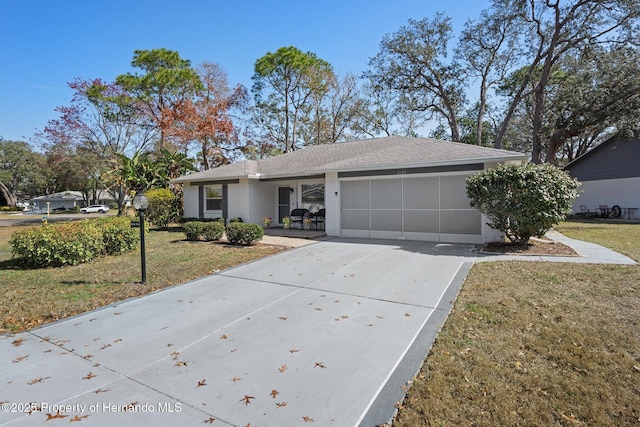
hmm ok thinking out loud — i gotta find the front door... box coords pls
[278,187,290,223]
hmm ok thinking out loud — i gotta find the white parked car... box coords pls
[80,205,110,214]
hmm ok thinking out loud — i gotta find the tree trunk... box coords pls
[284,85,291,153]
[494,79,530,149]
[476,82,488,146]
[0,181,17,206]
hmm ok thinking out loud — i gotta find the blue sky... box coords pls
[1,0,491,144]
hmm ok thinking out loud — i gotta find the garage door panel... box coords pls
[440,210,481,235]
[341,181,369,209]
[440,175,472,209]
[340,174,482,243]
[403,210,439,233]
[371,210,402,231]
[371,179,402,209]
[342,210,370,230]
[403,177,438,209]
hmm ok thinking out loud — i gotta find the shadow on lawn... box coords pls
[60,279,125,286]
[0,257,45,271]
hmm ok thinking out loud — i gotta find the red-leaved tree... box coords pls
[161,62,247,170]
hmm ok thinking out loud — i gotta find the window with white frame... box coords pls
[205,185,223,211]
[301,183,324,213]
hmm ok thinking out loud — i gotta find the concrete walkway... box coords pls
[0,233,635,427]
[475,230,637,265]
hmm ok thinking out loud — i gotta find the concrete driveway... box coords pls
[0,238,477,427]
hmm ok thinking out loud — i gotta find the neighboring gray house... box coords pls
[32,191,85,212]
[172,136,528,244]
[565,132,640,215]
[32,190,126,212]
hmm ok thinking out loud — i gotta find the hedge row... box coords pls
[10,217,139,267]
[180,217,243,224]
[182,221,263,245]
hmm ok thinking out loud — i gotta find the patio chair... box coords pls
[598,205,611,218]
[289,208,310,229]
[579,205,596,218]
[311,208,325,230]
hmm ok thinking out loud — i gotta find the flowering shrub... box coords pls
[466,163,579,245]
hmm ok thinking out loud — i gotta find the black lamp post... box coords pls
[133,193,149,284]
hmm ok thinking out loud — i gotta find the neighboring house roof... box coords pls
[564,132,640,181]
[32,190,127,202]
[32,191,85,201]
[173,136,527,183]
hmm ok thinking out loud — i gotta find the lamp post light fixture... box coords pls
[133,193,149,284]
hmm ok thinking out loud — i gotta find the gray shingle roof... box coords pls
[172,136,527,183]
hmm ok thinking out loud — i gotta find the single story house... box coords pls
[32,190,127,212]
[564,132,640,216]
[32,191,85,212]
[172,136,528,244]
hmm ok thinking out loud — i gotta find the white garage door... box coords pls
[340,174,482,243]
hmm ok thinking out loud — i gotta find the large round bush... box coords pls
[145,188,178,228]
[466,163,579,245]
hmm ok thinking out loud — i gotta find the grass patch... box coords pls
[555,218,640,262]
[394,221,640,426]
[0,224,285,333]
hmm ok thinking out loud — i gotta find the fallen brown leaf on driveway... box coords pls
[12,337,26,346]
[28,376,51,385]
[240,395,255,406]
[45,411,67,420]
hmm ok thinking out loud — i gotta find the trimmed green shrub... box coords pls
[228,217,243,223]
[202,221,225,241]
[182,221,224,241]
[145,188,178,228]
[183,221,205,241]
[225,223,263,245]
[93,216,139,255]
[466,163,580,245]
[10,217,140,267]
[10,222,103,267]
[181,217,212,223]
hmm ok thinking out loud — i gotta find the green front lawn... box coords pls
[393,220,640,426]
[0,224,285,333]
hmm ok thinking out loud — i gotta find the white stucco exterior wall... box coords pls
[227,180,249,221]
[324,172,340,237]
[248,180,275,225]
[182,185,199,218]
